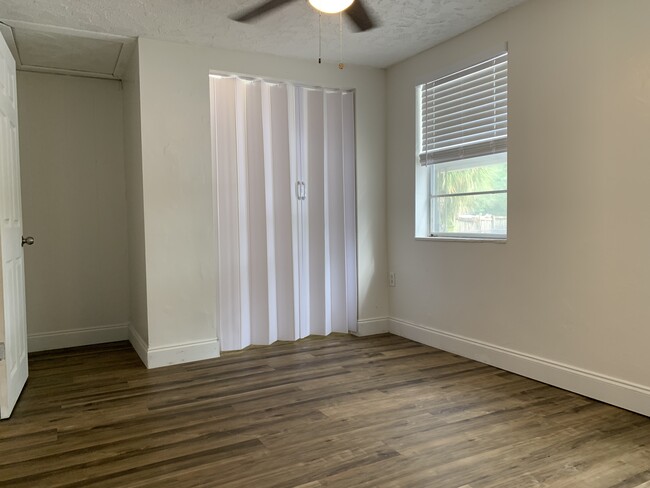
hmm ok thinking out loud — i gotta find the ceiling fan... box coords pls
[231,0,377,32]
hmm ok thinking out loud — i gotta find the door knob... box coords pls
[21,236,34,247]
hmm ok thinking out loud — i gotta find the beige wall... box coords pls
[386,0,650,411]
[136,38,388,352]
[122,43,149,346]
[18,71,130,351]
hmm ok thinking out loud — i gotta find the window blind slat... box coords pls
[421,99,508,125]
[427,71,508,100]
[424,82,507,114]
[423,123,508,148]
[419,137,507,165]
[422,104,507,148]
[423,111,507,136]
[424,92,507,122]
[431,64,507,97]
[418,52,508,166]
[433,54,507,88]
[423,131,508,155]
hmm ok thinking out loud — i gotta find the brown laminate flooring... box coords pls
[0,333,649,487]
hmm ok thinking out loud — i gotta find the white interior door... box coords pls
[0,34,28,420]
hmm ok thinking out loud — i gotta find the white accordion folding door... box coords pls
[210,76,357,352]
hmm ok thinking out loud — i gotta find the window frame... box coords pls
[414,46,509,242]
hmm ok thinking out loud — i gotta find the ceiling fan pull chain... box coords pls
[318,12,322,64]
[339,11,344,70]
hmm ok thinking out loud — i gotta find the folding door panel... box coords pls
[324,91,348,334]
[304,89,326,337]
[341,92,358,333]
[245,82,273,346]
[212,77,246,351]
[265,84,296,342]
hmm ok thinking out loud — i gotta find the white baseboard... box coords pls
[28,323,129,352]
[148,338,220,369]
[129,327,220,369]
[128,326,149,367]
[354,317,390,336]
[388,317,650,418]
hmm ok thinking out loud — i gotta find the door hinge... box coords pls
[0,343,4,361]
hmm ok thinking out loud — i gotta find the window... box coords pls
[416,52,508,239]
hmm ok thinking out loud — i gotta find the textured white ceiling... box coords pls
[0,0,528,68]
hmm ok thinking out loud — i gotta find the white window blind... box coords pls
[419,52,508,166]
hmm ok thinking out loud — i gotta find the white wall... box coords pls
[386,0,650,415]
[135,38,388,362]
[122,42,149,354]
[17,71,130,351]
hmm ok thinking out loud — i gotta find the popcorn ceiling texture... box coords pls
[0,0,526,68]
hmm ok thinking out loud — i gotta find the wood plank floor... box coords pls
[1,334,649,487]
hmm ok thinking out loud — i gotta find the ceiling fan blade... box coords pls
[345,0,376,32]
[231,0,299,22]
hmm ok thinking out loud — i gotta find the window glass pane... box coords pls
[432,153,507,196]
[430,192,507,236]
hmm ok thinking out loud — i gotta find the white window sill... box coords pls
[415,236,507,243]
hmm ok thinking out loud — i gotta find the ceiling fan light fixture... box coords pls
[308,0,354,14]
